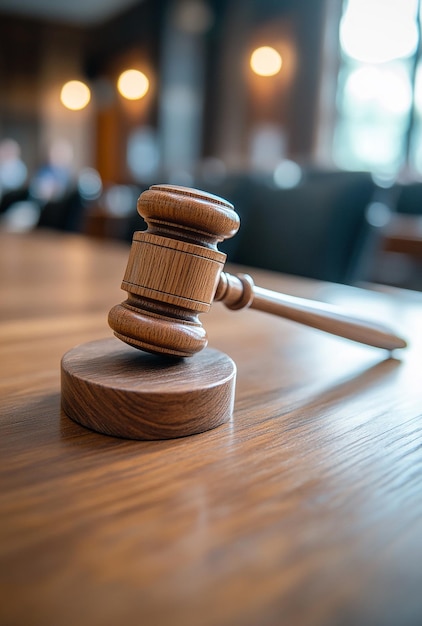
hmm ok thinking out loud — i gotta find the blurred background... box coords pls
[1,0,422,290]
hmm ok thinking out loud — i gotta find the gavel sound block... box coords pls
[61,184,407,440]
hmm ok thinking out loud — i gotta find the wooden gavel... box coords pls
[108,184,407,357]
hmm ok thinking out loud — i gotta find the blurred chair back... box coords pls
[0,186,29,214]
[193,172,271,260]
[394,182,422,215]
[220,171,376,284]
[36,188,86,232]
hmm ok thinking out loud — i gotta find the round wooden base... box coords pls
[61,338,236,440]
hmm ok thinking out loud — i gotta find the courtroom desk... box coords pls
[382,213,422,259]
[1,231,422,626]
[83,206,130,241]
[370,213,422,291]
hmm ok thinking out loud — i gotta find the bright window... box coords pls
[334,0,422,178]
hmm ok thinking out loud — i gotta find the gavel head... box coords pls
[108,184,240,357]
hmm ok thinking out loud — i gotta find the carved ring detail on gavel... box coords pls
[108,184,407,357]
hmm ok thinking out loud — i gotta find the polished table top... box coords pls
[1,230,422,626]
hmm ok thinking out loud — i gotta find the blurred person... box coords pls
[30,139,73,203]
[0,139,28,196]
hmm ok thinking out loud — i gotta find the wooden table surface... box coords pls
[1,230,422,626]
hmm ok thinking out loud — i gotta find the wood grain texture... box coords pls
[1,231,422,626]
[61,339,236,439]
[216,272,406,350]
[109,185,239,356]
[109,184,405,356]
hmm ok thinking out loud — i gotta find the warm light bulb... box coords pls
[250,46,282,77]
[117,69,149,100]
[60,80,91,111]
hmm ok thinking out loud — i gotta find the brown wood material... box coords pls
[1,230,422,626]
[216,273,407,351]
[382,213,422,259]
[109,184,406,356]
[61,339,236,439]
[108,184,240,356]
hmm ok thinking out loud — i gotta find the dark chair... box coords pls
[0,186,30,214]
[394,182,422,215]
[192,172,273,260]
[36,188,87,233]
[225,171,376,284]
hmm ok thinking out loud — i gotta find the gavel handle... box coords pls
[214,272,407,351]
